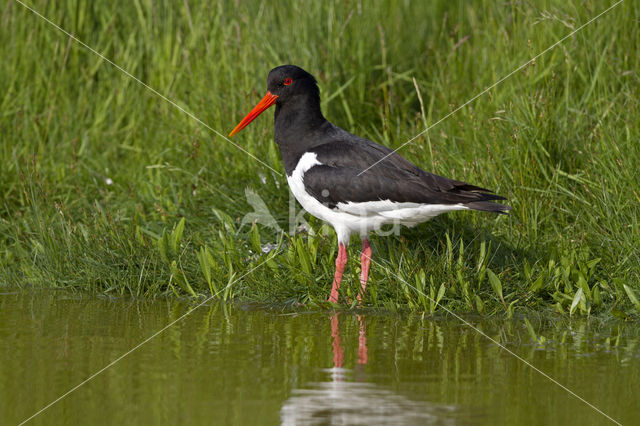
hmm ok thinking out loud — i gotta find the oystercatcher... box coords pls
[229,65,510,304]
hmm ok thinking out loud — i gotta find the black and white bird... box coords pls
[229,65,510,304]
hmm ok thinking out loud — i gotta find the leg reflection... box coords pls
[329,313,368,368]
[357,314,368,365]
[330,313,344,368]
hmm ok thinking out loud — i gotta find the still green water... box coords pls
[1,291,638,425]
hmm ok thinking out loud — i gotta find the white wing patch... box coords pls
[337,200,468,222]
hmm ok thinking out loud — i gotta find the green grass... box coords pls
[1,0,638,316]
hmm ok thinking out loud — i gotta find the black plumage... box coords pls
[266,65,510,214]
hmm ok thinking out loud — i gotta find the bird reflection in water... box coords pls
[281,314,457,425]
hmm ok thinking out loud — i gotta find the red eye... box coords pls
[284,78,292,86]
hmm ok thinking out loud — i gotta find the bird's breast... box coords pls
[286,152,326,216]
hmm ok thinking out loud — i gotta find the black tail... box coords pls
[464,201,512,214]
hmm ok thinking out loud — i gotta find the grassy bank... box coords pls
[1,0,638,316]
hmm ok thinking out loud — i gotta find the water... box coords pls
[1,291,638,425]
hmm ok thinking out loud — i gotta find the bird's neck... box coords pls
[273,95,327,175]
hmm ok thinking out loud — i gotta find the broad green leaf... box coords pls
[570,287,584,316]
[623,285,640,310]
[487,269,506,309]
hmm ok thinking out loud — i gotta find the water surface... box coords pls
[1,291,638,425]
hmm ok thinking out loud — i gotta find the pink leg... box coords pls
[357,239,372,303]
[328,243,348,303]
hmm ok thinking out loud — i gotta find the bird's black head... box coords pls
[228,65,321,137]
[266,65,319,106]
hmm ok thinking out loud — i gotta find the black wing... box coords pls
[303,139,509,212]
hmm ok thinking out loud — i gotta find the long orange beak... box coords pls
[228,91,279,137]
